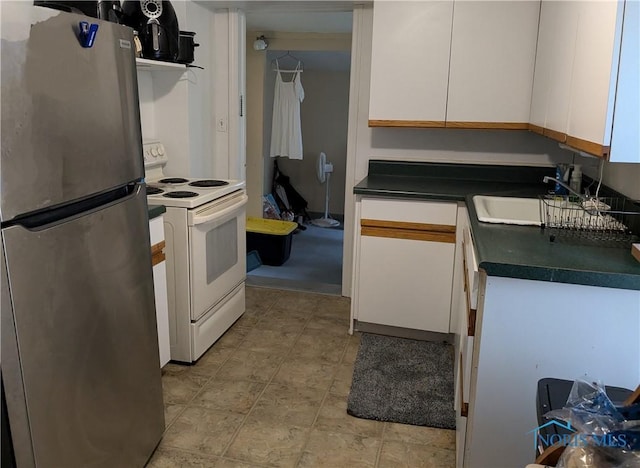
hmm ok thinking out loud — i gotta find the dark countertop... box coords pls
[354,161,640,291]
[148,205,166,220]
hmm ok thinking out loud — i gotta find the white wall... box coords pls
[245,31,352,217]
[138,2,247,180]
[246,37,267,217]
[185,0,214,177]
[137,0,215,178]
[582,160,640,200]
[263,68,350,216]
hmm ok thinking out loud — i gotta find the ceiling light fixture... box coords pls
[253,35,268,51]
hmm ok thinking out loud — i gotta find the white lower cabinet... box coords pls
[149,215,171,368]
[445,205,640,467]
[352,196,457,334]
[353,198,640,467]
[462,277,640,467]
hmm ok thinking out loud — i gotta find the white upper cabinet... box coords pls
[566,1,621,155]
[447,1,539,127]
[531,0,637,160]
[529,1,578,139]
[369,0,454,126]
[610,0,640,163]
[369,1,540,129]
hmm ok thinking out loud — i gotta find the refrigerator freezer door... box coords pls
[0,3,144,221]
[1,187,164,467]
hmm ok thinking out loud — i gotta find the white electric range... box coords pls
[144,141,247,363]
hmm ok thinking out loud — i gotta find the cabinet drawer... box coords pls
[361,198,457,225]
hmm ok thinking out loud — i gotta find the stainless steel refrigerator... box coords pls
[1,3,165,467]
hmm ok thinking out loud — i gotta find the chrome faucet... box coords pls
[543,176,586,200]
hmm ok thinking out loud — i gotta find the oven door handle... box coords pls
[190,193,248,226]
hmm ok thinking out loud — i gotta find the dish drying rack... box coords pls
[539,195,640,244]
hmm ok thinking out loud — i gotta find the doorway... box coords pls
[244,13,352,295]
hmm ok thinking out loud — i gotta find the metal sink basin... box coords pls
[473,195,542,226]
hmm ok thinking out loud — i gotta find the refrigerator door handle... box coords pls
[5,184,140,231]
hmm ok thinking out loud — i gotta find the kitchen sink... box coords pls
[473,195,542,226]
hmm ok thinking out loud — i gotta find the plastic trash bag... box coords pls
[544,379,640,468]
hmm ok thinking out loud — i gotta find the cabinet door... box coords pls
[447,1,539,126]
[357,235,455,333]
[369,0,453,125]
[530,1,579,141]
[610,0,640,163]
[566,0,621,154]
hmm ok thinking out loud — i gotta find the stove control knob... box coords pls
[151,146,159,157]
[144,149,151,161]
[158,145,165,156]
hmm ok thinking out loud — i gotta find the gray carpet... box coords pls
[247,224,343,295]
[347,333,456,429]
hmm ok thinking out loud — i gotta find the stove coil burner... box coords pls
[146,185,164,195]
[163,191,199,199]
[189,180,230,188]
[159,177,189,184]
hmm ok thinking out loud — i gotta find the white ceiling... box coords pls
[246,11,353,33]
[195,1,355,33]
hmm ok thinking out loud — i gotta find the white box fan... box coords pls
[311,152,340,228]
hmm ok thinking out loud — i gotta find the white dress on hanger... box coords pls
[270,60,304,160]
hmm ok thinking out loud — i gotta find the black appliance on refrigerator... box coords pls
[1,3,164,466]
[122,0,179,61]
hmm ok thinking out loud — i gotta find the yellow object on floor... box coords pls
[246,217,297,236]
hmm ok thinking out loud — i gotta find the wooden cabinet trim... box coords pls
[361,219,456,243]
[369,120,529,130]
[542,127,567,143]
[152,251,166,266]
[151,240,165,256]
[528,123,544,135]
[445,121,529,130]
[151,240,166,266]
[527,125,609,159]
[369,119,446,128]
[565,135,609,159]
[362,219,456,233]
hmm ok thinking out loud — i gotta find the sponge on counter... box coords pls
[633,244,640,263]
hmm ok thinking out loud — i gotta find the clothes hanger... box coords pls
[271,51,304,73]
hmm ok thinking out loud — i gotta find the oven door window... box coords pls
[206,218,238,284]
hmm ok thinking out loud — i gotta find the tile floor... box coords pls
[147,287,455,468]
